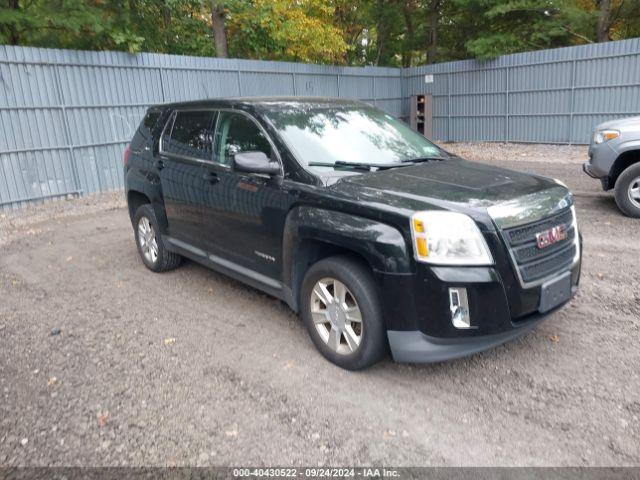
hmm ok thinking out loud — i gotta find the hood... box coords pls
[328,158,572,230]
[595,116,640,131]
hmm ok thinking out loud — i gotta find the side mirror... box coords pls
[234,151,280,175]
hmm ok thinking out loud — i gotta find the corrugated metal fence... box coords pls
[1,38,639,209]
[0,46,401,210]
[405,38,640,144]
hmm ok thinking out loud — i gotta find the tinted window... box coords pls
[132,110,161,150]
[144,111,161,131]
[214,112,272,165]
[265,105,444,171]
[163,111,215,161]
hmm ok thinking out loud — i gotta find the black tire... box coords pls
[300,255,387,370]
[614,163,640,218]
[133,204,182,272]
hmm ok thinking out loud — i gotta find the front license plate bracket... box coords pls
[539,272,572,313]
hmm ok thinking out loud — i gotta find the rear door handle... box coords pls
[153,159,165,170]
[203,171,219,184]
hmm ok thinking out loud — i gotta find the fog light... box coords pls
[449,288,472,329]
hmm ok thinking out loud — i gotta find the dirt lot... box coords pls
[1,143,639,467]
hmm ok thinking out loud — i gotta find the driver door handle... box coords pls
[153,159,165,170]
[203,171,220,184]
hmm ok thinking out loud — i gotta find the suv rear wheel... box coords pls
[133,204,182,272]
[300,256,387,370]
[614,163,640,218]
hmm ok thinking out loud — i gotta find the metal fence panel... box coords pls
[1,38,640,209]
[405,37,640,144]
[0,46,402,209]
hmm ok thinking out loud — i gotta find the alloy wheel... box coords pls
[138,216,158,264]
[629,177,640,208]
[310,277,363,355]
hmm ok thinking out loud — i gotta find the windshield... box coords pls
[264,104,444,171]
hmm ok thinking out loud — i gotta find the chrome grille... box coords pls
[502,208,577,285]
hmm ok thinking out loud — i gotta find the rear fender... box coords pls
[125,168,167,233]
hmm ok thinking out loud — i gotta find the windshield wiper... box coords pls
[401,155,447,163]
[308,161,413,171]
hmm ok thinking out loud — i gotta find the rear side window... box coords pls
[162,110,215,161]
[131,109,161,149]
[143,111,161,132]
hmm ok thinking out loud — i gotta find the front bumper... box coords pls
[376,231,582,363]
[387,301,566,363]
[583,162,612,189]
[583,162,597,178]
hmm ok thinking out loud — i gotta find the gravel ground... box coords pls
[1,143,639,467]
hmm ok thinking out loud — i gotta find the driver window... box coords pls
[214,111,272,165]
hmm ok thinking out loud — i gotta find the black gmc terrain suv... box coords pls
[124,98,581,370]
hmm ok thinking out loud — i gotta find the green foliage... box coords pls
[225,0,348,63]
[0,0,639,64]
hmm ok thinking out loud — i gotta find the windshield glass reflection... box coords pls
[265,105,443,170]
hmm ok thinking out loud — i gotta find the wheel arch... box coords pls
[611,148,640,189]
[282,206,412,312]
[127,190,151,221]
[126,187,169,234]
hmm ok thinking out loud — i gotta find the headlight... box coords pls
[593,129,619,144]
[410,211,493,265]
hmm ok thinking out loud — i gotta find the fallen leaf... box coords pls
[66,256,73,262]
[383,430,397,438]
[97,411,109,428]
[284,361,295,370]
[549,334,560,343]
[224,430,238,437]
[47,377,57,386]
[164,337,176,345]
[597,272,604,280]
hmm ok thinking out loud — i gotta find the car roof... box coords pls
[150,96,369,112]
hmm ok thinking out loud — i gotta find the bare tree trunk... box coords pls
[211,1,229,58]
[426,0,441,64]
[401,1,415,68]
[597,0,612,42]
[8,0,20,45]
[161,1,171,30]
[375,0,387,66]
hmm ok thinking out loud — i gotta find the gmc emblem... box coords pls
[536,225,568,249]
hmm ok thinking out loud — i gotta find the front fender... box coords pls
[617,139,640,155]
[282,206,412,295]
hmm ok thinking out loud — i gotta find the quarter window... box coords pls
[163,111,215,161]
[214,112,272,165]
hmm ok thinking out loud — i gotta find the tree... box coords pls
[597,0,611,41]
[211,1,228,57]
[1,0,639,65]
[426,0,443,64]
[225,0,348,64]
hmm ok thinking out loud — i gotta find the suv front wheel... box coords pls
[300,256,387,370]
[133,204,182,272]
[614,163,640,218]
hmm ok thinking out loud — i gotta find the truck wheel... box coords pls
[300,256,387,370]
[133,204,182,272]
[614,163,640,218]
